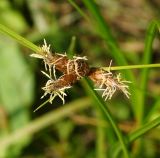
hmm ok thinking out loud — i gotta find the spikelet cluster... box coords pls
[89,66,130,100]
[30,39,131,104]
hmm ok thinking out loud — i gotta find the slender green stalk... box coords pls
[96,110,106,158]
[129,116,160,142]
[68,0,91,23]
[137,21,160,124]
[82,78,130,158]
[102,63,160,71]
[145,98,160,121]
[33,98,50,112]
[67,36,76,58]
[113,116,160,158]
[0,23,41,53]
[0,98,91,149]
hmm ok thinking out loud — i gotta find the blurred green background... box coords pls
[0,0,160,158]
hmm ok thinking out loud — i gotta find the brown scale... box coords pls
[88,68,107,86]
[44,53,90,78]
[44,74,78,92]
[44,53,69,73]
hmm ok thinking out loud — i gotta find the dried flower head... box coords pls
[88,60,131,100]
[41,71,73,104]
[31,39,131,105]
[89,68,131,100]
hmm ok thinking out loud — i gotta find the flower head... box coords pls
[41,71,71,104]
[88,62,131,100]
[30,40,131,108]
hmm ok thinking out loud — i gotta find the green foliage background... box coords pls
[0,0,160,158]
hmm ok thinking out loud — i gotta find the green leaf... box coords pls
[137,20,160,123]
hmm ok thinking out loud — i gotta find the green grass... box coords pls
[0,1,160,158]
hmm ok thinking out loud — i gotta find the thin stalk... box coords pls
[68,0,91,23]
[129,116,160,142]
[137,20,160,124]
[0,23,41,53]
[102,63,160,71]
[83,78,130,158]
[67,36,76,58]
[33,98,50,112]
[113,116,160,158]
[96,110,106,158]
[145,98,160,122]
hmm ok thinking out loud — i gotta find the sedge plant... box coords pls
[0,12,160,158]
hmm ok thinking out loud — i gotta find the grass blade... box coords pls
[113,116,160,157]
[96,110,106,158]
[144,98,160,122]
[82,78,130,158]
[137,20,160,123]
[67,0,91,23]
[0,23,40,53]
[33,98,50,112]
[67,36,77,58]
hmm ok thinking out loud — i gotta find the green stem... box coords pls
[129,116,160,142]
[83,78,130,158]
[67,36,76,58]
[137,20,160,124]
[68,0,91,23]
[33,98,50,112]
[96,110,106,158]
[0,23,41,53]
[113,116,160,158]
[102,63,160,71]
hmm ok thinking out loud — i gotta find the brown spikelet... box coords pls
[88,68,131,100]
[31,39,131,104]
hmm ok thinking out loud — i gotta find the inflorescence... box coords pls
[31,39,131,104]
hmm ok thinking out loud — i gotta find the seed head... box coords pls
[89,67,131,100]
[41,71,72,104]
[30,40,131,106]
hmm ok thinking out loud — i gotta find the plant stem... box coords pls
[129,116,160,142]
[68,0,91,23]
[67,36,76,58]
[113,116,160,158]
[102,63,160,71]
[0,23,41,53]
[96,110,106,158]
[137,20,160,125]
[83,78,130,158]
